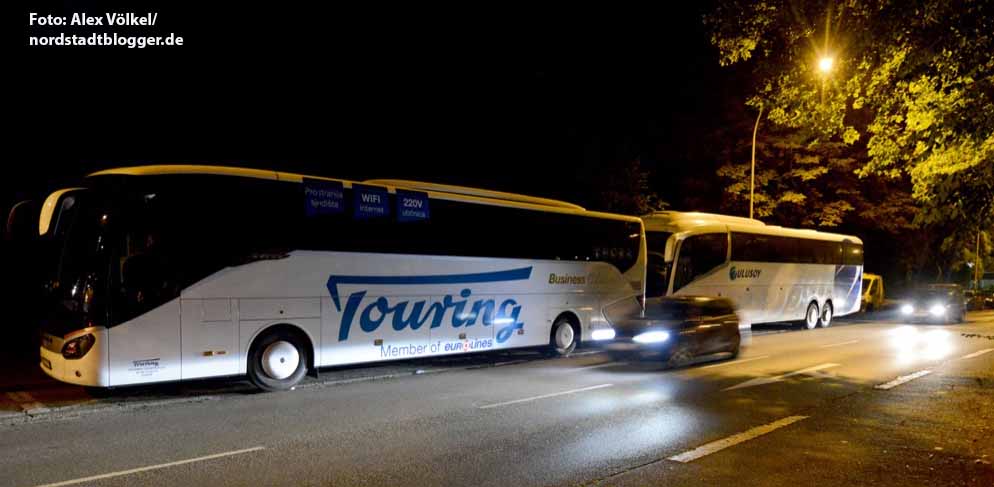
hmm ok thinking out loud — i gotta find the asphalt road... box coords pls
[2,312,993,486]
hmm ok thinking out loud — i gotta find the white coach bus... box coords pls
[642,211,863,329]
[38,166,645,391]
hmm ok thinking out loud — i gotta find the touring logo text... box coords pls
[729,266,762,280]
[327,267,532,344]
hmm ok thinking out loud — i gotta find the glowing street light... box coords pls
[818,56,834,74]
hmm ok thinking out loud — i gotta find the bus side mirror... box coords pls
[5,200,40,243]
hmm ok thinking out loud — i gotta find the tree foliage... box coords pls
[594,158,669,215]
[716,130,917,231]
[705,0,994,230]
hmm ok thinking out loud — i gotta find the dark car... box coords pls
[899,284,967,323]
[966,290,994,310]
[605,296,741,367]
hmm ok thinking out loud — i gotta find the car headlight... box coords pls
[929,303,947,317]
[900,304,914,315]
[591,328,616,341]
[633,330,670,344]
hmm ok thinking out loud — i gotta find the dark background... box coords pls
[6,1,743,214]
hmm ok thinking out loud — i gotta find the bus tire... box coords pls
[247,329,309,392]
[548,315,578,357]
[801,302,820,330]
[818,301,833,328]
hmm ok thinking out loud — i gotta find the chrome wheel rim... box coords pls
[555,323,574,350]
[261,341,300,380]
[806,305,819,329]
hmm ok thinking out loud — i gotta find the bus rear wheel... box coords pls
[801,302,820,330]
[548,316,578,356]
[248,330,309,392]
[818,302,833,328]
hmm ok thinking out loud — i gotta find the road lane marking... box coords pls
[722,363,840,391]
[6,392,49,414]
[961,348,994,359]
[571,362,626,371]
[479,384,613,409]
[698,355,770,370]
[33,446,266,487]
[875,370,932,390]
[819,340,860,348]
[668,415,809,463]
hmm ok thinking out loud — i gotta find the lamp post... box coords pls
[976,231,982,290]
[749,105,763,220]
[749,56,835,220]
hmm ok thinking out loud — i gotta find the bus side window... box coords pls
[673,233,728,292]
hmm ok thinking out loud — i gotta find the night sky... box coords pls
[7,1,744,214]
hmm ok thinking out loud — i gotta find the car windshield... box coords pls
[914,286,959,301]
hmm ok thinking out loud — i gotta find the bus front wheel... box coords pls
[248,330,309,392]
[548,316,578,356]
[801,302,820,330]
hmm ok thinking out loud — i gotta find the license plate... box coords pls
[41,357,52,370]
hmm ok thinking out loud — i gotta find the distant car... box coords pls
[861,273,885,312]
[605,296,741,367]
[900,284,967,323]
[965,290,994,310]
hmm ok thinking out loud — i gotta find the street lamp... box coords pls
[749,105,762,220]
[749,55,836,220]
[818,56,834,74]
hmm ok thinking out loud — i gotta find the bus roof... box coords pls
[642,210,861,244]
[365,179,585,211]
[86,165,639,223]
[642,211,764,228]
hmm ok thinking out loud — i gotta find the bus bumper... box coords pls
[39,327,110,387]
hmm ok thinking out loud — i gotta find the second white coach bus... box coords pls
[38,166,646,390]
[642,211,863,329]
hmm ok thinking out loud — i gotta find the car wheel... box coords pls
[666,342,693,368]
[728,336,741,358]
[801,302,820,330]
[548,316,578,356]
[818,302,834,328]
[248,330,309,392]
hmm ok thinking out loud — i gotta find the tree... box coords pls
[704,0,994,230]
[593,158,669,215]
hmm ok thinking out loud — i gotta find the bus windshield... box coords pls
[45,194,113,334]
[645,231,672,297]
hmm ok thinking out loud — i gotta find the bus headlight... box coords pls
[633,331,670,344]
[62,334,95,359]
[591,329,616,341]
[929,304,947,317]
[900,304,914,315]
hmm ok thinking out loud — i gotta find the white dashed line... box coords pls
[961,348,994,360]
[722,363,840,392]
[572,362,626,371]
[819,340,860,348]
[875,370,932,390]
[479,383,614,409]
[33,446,266,487]
[668,415,809,463]
[698,355,770,370]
